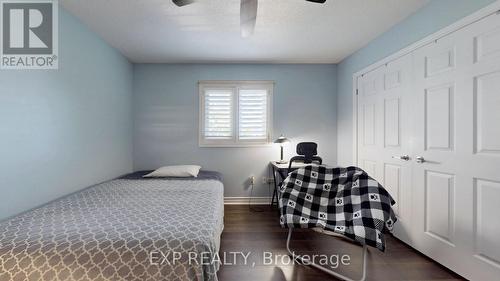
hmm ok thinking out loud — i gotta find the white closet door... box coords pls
[412,12,500,280]
[357,65,384,181]
[412,27,466,278]
[357,54,413,244]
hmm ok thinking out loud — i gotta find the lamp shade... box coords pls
[274,135,290,145]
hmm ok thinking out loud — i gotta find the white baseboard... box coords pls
[224,197,272,205]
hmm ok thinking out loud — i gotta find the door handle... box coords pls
[415,156,425,163]
[392,155,410,161]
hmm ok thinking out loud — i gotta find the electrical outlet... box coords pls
[262,177,274,184]
[250,176,255,185]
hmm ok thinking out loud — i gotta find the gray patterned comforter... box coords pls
[0,175,224,281]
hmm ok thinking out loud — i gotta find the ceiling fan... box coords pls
[172,0,326,37]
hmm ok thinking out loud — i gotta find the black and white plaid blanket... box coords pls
[278,165,397,251]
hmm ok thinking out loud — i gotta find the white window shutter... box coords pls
[238,89,268,140]
[204,90,233,140]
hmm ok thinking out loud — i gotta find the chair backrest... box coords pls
[288,142,322,170]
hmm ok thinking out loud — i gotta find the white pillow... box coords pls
[143,165,202,178]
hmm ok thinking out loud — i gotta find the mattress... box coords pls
[118,170,223,182]
[0,172,224,281]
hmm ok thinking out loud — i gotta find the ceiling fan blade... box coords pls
[240,0,258,38]
[172,0,195,7]
[306,0,326,3]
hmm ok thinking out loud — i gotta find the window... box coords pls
[199,81,273,147]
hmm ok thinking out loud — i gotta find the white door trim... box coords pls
[352,0,500,164]
[352,75,359,166]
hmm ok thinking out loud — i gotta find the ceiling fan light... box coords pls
[240,0,258,38]
[306,0,327,3]
[172,0,195,7]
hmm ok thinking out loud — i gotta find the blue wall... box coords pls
[0,7,134,220]
[336,0,496,165]
[3,0,494,215]
[133,64,337,198]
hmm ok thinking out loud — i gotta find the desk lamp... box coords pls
[274,135,291,164]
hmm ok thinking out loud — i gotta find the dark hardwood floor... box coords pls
[218,205,465,281]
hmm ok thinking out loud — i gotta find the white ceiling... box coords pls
[61,0,429,63]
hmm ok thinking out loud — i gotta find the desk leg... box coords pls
[271,165,279,207]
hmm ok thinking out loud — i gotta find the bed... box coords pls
[0,170,224,281]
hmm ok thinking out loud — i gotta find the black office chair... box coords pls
[287,142,323,171]
[272,142,324,207]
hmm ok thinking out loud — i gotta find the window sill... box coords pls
[199,143,273,148]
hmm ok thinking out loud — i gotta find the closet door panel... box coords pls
[458,12,500,280]
[412,33,464,274]
[357,54,413,244]
[411,12,500,281]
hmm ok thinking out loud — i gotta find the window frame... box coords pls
[199,80,274,147]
